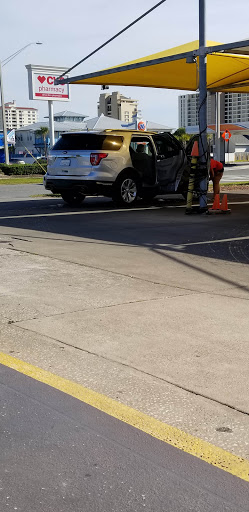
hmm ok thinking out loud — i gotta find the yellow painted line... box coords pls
[0,351,249,482]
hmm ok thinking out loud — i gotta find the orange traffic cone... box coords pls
[191,141,199,157]
[220,194,231,213]
[211,194,221,210]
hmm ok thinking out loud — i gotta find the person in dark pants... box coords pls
[210,159,224,198]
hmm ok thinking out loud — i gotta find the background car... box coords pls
[10,157,26,165]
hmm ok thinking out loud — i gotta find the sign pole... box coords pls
[199,0,208,211]
[0,62,9,164]
[221,129,231,164]
[48,100,55,148]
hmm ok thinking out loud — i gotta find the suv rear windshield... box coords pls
[52,134,124,151]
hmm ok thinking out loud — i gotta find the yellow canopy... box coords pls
[64,40,249,93]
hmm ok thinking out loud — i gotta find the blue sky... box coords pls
[1,0,249,128]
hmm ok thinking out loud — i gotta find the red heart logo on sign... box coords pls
[37,75,46,84]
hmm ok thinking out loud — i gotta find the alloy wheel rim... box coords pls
[121,178,137,203]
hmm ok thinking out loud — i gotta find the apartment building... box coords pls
[0,100,38,130]
[178,91,249,127]
[178,92,217,127]
[224,93,249,123]
[98,91,138,123]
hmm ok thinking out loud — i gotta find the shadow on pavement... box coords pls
[0,193,248,270]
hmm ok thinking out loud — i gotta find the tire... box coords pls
[112,172,140,206]
[61,191,85,206]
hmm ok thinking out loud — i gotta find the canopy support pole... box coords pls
[199,0,208,210]
[215,92,221,161]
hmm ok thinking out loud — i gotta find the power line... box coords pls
[59,0,167,79]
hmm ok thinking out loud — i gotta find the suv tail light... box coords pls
[90,153,108,166]
[47,156,55,165]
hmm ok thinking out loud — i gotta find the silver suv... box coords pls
[44,129,187,206]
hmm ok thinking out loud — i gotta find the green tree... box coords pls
[173,127,191,147]
[35,126,49,157]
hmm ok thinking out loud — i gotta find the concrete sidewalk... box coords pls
[0,191,249,460]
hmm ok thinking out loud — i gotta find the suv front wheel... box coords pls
[112,172,140,206]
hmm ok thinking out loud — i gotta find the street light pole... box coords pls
[0,42,42,165]
[0,61,9,164]
[199,0,208,210]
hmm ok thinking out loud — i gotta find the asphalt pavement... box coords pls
[1,362,249,512]
[0,182,45,200]
[0,185,249,510]
[222,163,249,182]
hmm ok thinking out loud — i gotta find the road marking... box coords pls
[1,200,249,221]
[0,352,248,482]
[157,235,249,249]
[0,205,161,220]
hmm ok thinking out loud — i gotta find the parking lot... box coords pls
[0,183,249,509]
[0,184,248,452]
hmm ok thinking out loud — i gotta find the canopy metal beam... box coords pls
[55,50,196,86]
[206,39,249,55]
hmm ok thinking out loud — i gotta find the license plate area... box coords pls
[60,158,71,166]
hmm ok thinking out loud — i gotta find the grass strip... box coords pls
[0,177,43,185]
[30,194,61,198]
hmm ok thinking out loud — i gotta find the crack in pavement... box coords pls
[5,292,195,324]
[6,245,249,301]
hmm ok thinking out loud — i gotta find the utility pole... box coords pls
[0,61,9,164]
[198,0,208,210]
[0,43,42,166]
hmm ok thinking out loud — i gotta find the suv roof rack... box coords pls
[103,129,157,134]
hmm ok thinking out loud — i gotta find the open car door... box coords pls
[152,133,186,191]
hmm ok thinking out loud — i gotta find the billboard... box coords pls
[26,65,70,101]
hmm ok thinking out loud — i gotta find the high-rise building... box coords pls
[178,92,217,127]
[0,100,38,130]
[98,91,138,123]
[179,91,249,128]
[224,93,249,123]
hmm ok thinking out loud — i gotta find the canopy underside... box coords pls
[61,40,249,94]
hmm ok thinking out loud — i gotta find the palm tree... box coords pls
[35,126,49,157]
[173,127,191,148]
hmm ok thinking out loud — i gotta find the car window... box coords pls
[152,134,180,159]
[52,134,124,151]
[130,137,154,156]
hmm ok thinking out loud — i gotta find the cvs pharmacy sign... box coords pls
[34,73,69,100]
[26,65,70,101]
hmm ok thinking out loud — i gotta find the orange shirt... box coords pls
[210,159,224,177]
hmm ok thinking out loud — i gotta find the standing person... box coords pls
[210,158,224,198]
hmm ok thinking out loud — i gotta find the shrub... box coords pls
[0,164,46,175]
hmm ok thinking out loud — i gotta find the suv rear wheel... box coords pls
[112,172,140,206]
[61,191,85,206]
